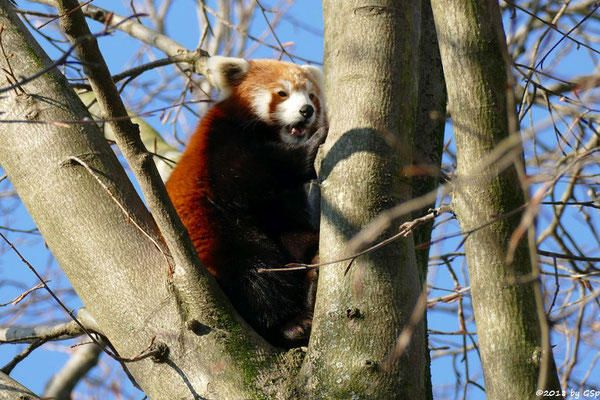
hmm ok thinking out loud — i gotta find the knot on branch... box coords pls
[149,340,170,363]
[346,307,363,320]
[186,319,211,336]
[364,359,380,372]
[353,6,390,16]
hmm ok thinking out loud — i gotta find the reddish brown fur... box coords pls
[166,107,225,277]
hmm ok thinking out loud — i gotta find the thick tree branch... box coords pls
[51,1,261,360]
[0,372,40,400]
[0,308,100,344]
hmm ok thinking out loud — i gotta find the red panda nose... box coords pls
[299,104,314,119]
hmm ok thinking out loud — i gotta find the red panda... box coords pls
[166,57,327,346]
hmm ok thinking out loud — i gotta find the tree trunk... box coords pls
[413,2,447,398]
[430,0,563,398]
[301,1,426,398]
[413,0,447,279]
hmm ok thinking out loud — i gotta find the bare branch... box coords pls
[0,308,101,344]
[0,282,46,307]
[43,342,102,400]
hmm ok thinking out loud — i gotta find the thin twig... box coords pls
[0,282,46,307]
[257,206,454,273]
[1,339,43,374]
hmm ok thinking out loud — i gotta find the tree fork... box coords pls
[0,2,283,398]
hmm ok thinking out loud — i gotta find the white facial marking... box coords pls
[251,89,272,123]
[278,80,293,94]
[305,80,313,93]
[301,65,325,93]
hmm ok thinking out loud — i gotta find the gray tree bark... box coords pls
[413,2,447,398]
[413,0,447,279]
[0,372,40,400]
[431,0,563,398]
[300,1,427,399]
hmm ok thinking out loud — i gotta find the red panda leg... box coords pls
[278,268,318,345]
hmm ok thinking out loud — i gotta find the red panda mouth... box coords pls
[286,123,308,137]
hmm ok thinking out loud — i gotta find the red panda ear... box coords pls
[301,65,325,92]
[206,56,250,95]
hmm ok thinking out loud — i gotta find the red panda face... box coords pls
[206,57,326,144]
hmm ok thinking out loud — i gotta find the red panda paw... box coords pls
[304,125,328,161]
[279,312,313,345]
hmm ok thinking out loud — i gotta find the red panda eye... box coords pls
[309,93,315,100]
[277,91,288,97]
